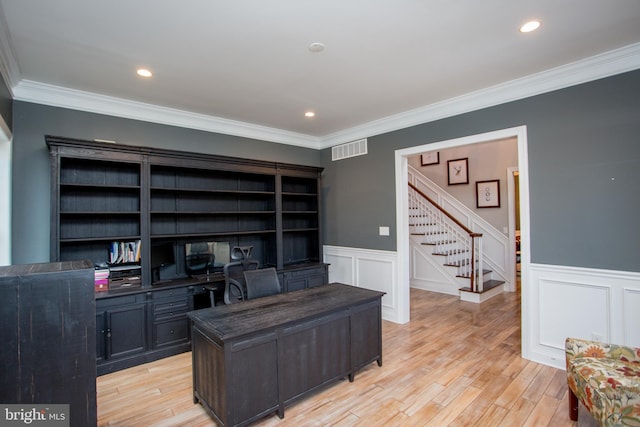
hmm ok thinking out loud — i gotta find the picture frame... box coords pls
[447,158,469,185]
[476,179,500,208]
[420,151,439,166]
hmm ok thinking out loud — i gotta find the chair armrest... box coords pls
[566,337,640,365]
[224,277,245,304]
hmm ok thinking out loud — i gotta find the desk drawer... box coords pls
[150,286,190,300]
[154,318,189,347]
[152,300,189,321]
[96,293,145,308]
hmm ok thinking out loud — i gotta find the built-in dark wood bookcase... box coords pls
[47,135,326,374]
[281,175,320,265]
[149,164,278,273]
[48,135,324,282]
[55,157,142,263]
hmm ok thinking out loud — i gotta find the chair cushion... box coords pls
[567,356,640,426]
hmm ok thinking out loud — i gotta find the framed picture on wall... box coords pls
[447,158,468,185]
[420,151,439,166]
[476,179,500,208]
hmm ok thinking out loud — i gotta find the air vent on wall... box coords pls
[331,138,368,161]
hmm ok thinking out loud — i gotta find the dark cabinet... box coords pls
[0,260,97,427]
[281,263,328,292]
[95,283,211,375]
[150,286,193,349]
[96,294,147,369]
[106,303,147,358]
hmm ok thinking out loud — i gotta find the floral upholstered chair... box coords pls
[566,337,640,426]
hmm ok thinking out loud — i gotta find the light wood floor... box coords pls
[97,288,576,427]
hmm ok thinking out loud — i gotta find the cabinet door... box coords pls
[106,304,147,359]
[96,311,107,363]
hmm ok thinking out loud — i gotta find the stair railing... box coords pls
[408,183,484,292]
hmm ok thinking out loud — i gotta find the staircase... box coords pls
[408,183,505,303]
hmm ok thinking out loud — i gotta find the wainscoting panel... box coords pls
[526,263,640,370]
[624,288,640,346]
[538,279,610,348]
[324,245,399,322]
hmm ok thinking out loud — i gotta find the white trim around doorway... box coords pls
[394,125,532,359]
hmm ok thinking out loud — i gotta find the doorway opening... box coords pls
[394,125,531,360]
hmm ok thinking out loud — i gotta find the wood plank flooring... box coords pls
[97,288,576,426]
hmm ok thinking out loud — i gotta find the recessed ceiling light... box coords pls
[304,111,316,118]
[520,20,541,33]
[136,68,153,77]
[308,42,325,53]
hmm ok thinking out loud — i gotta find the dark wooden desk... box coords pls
[188,283,384,427]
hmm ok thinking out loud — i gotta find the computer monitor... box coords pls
[185,241,230,276]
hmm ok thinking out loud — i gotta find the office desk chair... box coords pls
[222,246,260,304]
[244,267,281,300]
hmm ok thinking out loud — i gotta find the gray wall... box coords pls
[11,102,322,264]
[320,69,640,273]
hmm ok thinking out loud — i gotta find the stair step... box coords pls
[459,279,504,293]
[410,231,447,236]
[446,259,470,267]
[431,248,467,255]
[457,269,492,278]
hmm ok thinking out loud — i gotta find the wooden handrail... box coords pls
[409,182,485,292]
[408,183,482,238]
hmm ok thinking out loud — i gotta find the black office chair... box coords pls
[222,246,260,304]
[244,267,281,300]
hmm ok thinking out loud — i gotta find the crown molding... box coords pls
[318,42,640,148]
[0,7,20,92]
[12,81,323,149]
[5,41,640,150]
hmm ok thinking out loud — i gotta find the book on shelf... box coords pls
[109,240,141,265]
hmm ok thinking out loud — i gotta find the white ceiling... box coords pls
[1,0,640,149]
